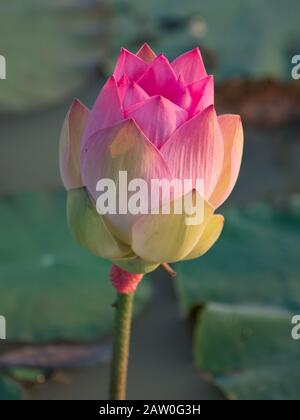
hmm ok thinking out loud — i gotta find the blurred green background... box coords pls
[0,0,300,400]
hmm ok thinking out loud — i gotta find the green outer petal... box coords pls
[67,188,131,259]
[132,190,215,263]
[112,254,159,274]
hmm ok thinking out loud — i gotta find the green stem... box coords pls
[109,292,134,400]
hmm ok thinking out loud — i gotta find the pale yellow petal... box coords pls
[183,214,224,260]
[67,188,131,259]
[112,254,159,274]
[132,190,214,263]
[209,115,243,208]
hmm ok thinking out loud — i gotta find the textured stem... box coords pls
[109,292,134,400]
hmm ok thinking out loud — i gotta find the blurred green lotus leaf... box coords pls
[0,376,21,400]
[0,191,151,342]
[110,0,300,80]
[0,0,110,113]
[175,198,300,400]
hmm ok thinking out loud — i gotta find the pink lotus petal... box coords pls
[177,74,192,110]
[81,76,123,153]
[137,54,186,106]
[126,95,188,149]
[172,48,207,84]
[209,115,244,208]
[122,81,149,112]
[136,43,157,63]
[117,75,130,102]
[160,105,224,199]
[113,48,148,82]
[59,99,89,190]
[81,119,172,243]
[188,75,214,115]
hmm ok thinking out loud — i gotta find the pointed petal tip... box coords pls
[102,75,119,91]
[172,48,207,83]
[114,48,148,82]
[204,103,214,112]
[125,94,188,148]
[123,117,140,130]
[120,47,146,61]
[136,43,156,55]
[118,74,129,85]
[125,93,182,114]
[153,94,167,103]
[107,74,117,84]
[69,98,89,114]
[192,47,202,55]
[72,97,81,107]
[109,117,145,140]
[148,53,169,65]
[136,43,157,63]
[198,103,216,119]
[183,47,204,59]
[178,73,185,82]
[139,42,152,50]
[219,113,241,119]
[156,53,168,62]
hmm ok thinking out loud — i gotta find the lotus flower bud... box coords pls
[59,44,243,284]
